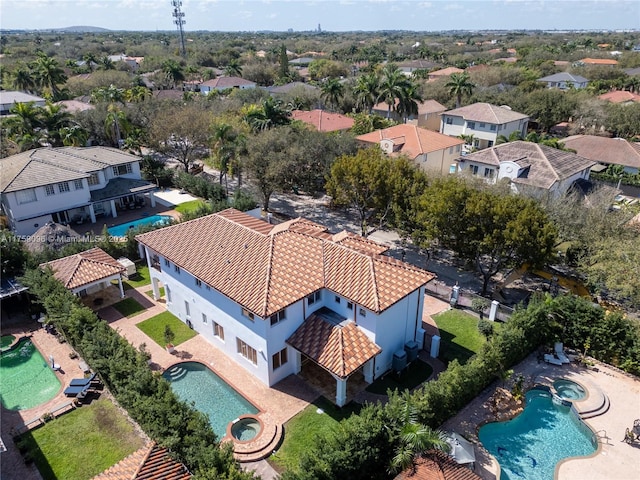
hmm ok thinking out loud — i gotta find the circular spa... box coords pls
[228,415,263,442]
[553,378,587,401]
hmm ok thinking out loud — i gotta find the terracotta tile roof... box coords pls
[199,76,255,88]
[332,231,389,255]
[561,135,640,170]
[598,90,640,104]
[41,247,124,290]
[460,141,595,190]
[428,67,464,77]
[394,450,482,480]
[580,57,618,65]
[442,103,528,124]
[136,209,434,317]
[291,109,355,132]
[93,442,191,480]
[373,99,446,116]
[287,311,381,378]
[356,124,464,160]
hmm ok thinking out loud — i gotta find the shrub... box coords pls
[173,171,225,201]
[478,319,494,337]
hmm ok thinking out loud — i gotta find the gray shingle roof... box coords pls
[0,91,45,104]
[538,72,589,83]
[443,103,529,124]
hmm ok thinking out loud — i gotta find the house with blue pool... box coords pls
[0,146,156,236]
[136,209,435,406]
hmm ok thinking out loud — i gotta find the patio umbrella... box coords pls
[446,432,476,466]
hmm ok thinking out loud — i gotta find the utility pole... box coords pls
[172,0,186,57]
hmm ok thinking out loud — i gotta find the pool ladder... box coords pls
[591,429,608,445]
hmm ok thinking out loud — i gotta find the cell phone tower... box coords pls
[172,1,187,57]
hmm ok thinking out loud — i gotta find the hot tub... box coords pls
[553,378,587,401]
[228,415,263,442]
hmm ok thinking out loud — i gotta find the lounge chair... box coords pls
[544,354,563,366]
[63,383,91,397]
[69,372,97,387]
[554,342,571,364]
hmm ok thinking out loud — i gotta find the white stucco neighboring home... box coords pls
[136,209,435,407]
[440,103,529,150]
[107,54,144,72]
[198,76,256,94]
[561,135,640,174]
[537,72,589,90]
[371,99,446,131]
[357,124,464,175]
[0,147,156,236]
[457,140,595,197]
[0,91,46,115]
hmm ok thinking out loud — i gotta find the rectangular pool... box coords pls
[107,215,172,237]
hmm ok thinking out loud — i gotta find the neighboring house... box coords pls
[623,67,640,76]
[54,99,95,113]
[136,209,434,407]
[198,77,256,94]
[396,59,437,76]
[94,442,191,480]
[356,124,464,175]
[598,90,640,105]
[0,147,156,235]
[291,109,354,132]
[537,72,589,90]
[561,135,640,174]
[440,103,529,150]
[0,91,46,115]
[41,247,126,299]
[267,82,319,96]
[371,99,446,131]
[456,140,595,197]
[107,54,144,72]
[578,57,618,66]
[289,57,315,66]
[428,66,464,81]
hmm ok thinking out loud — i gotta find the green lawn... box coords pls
[112,298,146,318]
[365,358,433,395]
[18,399,145,480]
[136,311,197,347]
[269,397,361,473]
[174,199,206,215]
[145,287,165,298]
[122,264,151,289]
[433,309,501,364]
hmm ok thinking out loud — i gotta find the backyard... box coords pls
[136,311,198,347]
[434,309,502,364]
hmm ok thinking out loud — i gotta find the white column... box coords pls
[292,350,302,374]
[335,377,347,407]
[151,278,160,301]
[110,199,118,219]
[363,359,374,383]
[489,300,499,321]
[149,191,156,207]
[88,204,96,223]
[117,276,125,298]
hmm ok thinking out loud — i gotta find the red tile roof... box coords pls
[93,442,191,480]
[291,109,355,132]
[41,247,124,290]
[598,90,640,104]
[428,67,464,78]
[580,57,618,65]
[287,312,381,378]
[356,124,464,160]
[136,209,434,317]
[394,450,482,480]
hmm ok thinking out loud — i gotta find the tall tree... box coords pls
[320,77,345,111]
[211,121,242,192]
[162,59,185,88]
[241,97,290,132]
[224,58,243,77]
[446,72,475,108]
[278,44,290,80]
[397,82,423,123]
[4,101,44,151]
[377,64,409,118]
[32,53,67,99]
[10,63,36,93]
[353,72,380,114]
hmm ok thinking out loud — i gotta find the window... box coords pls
[449,146,453,154]
[16,188,37,204]
[201,313,207,324]
[237,338,257,365]
[184,301,190,317]
[487,140,494,148]
[213,322,224,340]
[445,118,453,125]
[174,264,181,274]
[241,308,255,321]
[359,308,367,317]
[484,168,495,178]
[490,124,497,131]
[88,173,100,186]
[270,309,286,326]
[334,295,341,304]
[164,258,170,267]
[347,302,353,310]
[195,278,202,288]
[166,285,172,303]
[272,348,288,370]
[45,185,56,196]
[456,145,461,152]
[74,179,84,190]
[307,291,321,305]
[467,122,476,129]
[470,165,479,175]
[479,122,486,128]
[205,284,211,291]
[112,163,133,176]
[57,182,70,193]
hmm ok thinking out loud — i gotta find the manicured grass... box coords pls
[122,264,151,289]
[365,359,433,395]
[112,298,146,318]
[136,311,197,347]
[145,287,165,298]
[19,399,145,480]
[433,309,501,364]
[269,397,361,473]
[174,199,206,215]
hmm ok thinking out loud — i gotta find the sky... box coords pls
[0,0,639,32]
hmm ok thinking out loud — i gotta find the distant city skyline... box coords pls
[1,0,639,33]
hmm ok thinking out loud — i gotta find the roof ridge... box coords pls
[338,326,347,378]
[131,441,156,480]
[368,256,380,312]
[535,143,560,181]
[2,151,35,192]
[261,234,276,317]
[489,104,500,123]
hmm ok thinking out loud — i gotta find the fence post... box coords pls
[489,300,499,321]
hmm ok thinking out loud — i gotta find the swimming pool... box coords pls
[0,338,61,410]
[107,215,172,237]
[162,361,258,439]
[479,388,596,480]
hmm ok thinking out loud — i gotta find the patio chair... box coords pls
[554,342,571,364]
[63,383,91,397]
[69,372,97,387]
[544,354,563,366]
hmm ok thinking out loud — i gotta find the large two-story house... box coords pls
[136,209,435,406]
[440,103,529,150]
[0,147,156,235]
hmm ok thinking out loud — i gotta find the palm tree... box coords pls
[224,58,243,77]
[105,106,130,148]
[353,72,380,114]
[320,78,345,111]
[60,125,89,147]
[5,101,44,151]
[32,54,67,99]
[125,86,151,103]
[11,63,36,93]
[496,131,523,144]
[162,60,185,88]
[91,84,126,105]
[98,56,116,71]
[446,72,475,108]
[378,64,410,119]
[397,81,423,123]
[242,98,290,132]
[83,52,98,72]
[39,102,73,146]
[211,122,242,193]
